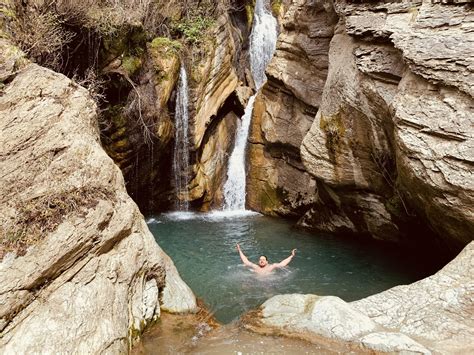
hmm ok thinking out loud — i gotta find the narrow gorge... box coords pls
[0,0,472,353]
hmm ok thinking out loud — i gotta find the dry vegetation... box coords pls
[0,187,115,259]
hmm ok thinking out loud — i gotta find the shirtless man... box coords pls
[236,243,296,275]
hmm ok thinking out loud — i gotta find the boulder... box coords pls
[0,62,197,353]
[259,295,377,341]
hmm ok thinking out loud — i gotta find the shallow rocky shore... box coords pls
[243,241,474,354]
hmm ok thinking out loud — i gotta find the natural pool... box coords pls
[147,211,437,324]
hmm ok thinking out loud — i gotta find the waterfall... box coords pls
[223,0,277,211]
[173,65,191,211]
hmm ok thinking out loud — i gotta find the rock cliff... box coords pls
[0,48,197,352]
[247,0,473,253]
[247,0,337,217]
[187,12,247,209]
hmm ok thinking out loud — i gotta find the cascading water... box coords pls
[223,0,277,211]
[173,65,191,211]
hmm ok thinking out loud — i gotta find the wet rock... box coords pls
[192,15,240,150]
[101,36,181,213]
[188,13,245,208]
[0,62,196,353]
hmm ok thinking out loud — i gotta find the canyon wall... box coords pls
[247,0,337,218]
[248,0,473,253]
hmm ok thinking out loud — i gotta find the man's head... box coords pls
[258,255,269,268]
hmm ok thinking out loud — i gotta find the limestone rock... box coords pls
[0,39,27,82]
[352,241,474,353]
[393,72,474,249]
[359,332,431,354]
[247,0,337,217]
[0,63,196,353]
[189,13,246,208]
[340,1,473,94]
[244,242,474,354]
[300,31,403,241]
[189,111,238,209]
[100,38,181,213]
[300,1,474,249]
[192,15,240,150]
[252,294,377,341]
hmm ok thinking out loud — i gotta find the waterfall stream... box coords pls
[223,0,277,211]
[173,65,191,211]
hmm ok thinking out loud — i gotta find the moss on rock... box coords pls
[271,0,283,17]
[320,111,345,155]
[121,55,142,76]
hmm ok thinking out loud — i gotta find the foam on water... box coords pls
[161,210,261,222]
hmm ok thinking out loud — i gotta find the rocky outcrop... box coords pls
[244,241,474,354]
[188,13,245,209]
[247,0,337,217]
[353,241,474,354]
[99,7,250,212]
[0,60,197,352]
[298,0,473,251]
[300,29,405,241]
[100,35,182,213]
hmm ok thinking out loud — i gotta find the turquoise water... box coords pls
[147,212,435,324]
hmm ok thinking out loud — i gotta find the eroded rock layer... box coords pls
[247,0,338,217]
[0,58,197,353]
[249,0,474,252]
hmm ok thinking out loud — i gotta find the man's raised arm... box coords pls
[273,249,297,268]
[236,244,257,268]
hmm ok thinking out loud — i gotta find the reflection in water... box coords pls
[148,212,438,324]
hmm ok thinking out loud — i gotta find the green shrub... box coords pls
[121,55,142,76]
[172,15,214,44]
[150,37,182,54]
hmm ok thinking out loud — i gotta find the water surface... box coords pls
[148,212,435,324]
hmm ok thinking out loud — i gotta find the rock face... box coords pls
[247,0,338,217]
[100,8,250,212]
[297,0,473,251]
[0,61,197,353]
[188,13,245,210]
[352,241,474,354]
[244,241,474,354]
[257,294,377,341]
